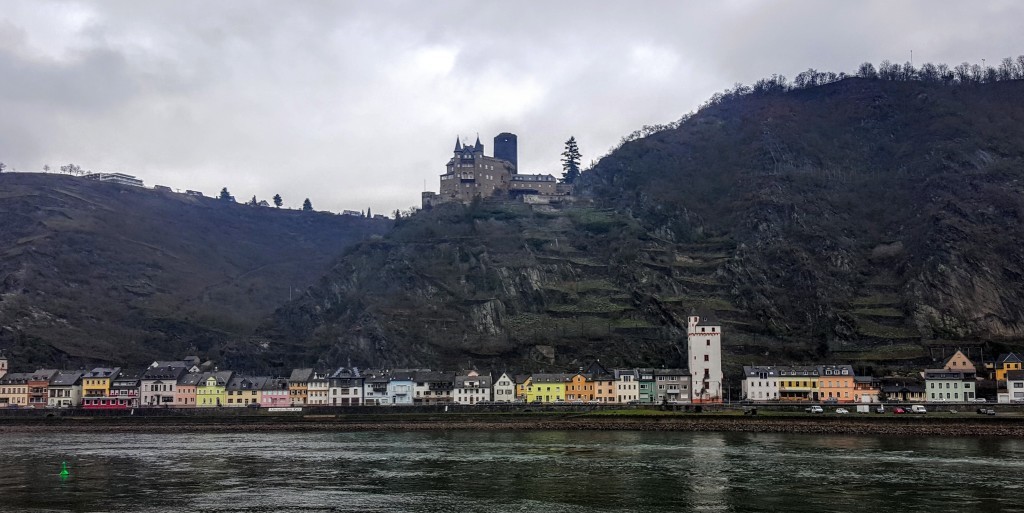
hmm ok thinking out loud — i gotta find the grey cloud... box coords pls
[2,1,1023,214]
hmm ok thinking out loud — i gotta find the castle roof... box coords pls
[454,136,462,152]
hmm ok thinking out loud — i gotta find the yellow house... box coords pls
[515,375,531,402]
[525,373,572,403]
[196,371,233,407]
[778,366,819,401]
[996,353,1022,382]
[82,367,121,398]
[288,368,315,406]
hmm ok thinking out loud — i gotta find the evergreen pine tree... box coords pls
[219,187,233,201]
[560,136,581,184]
[273,194,283,208]
[302,198,313,211]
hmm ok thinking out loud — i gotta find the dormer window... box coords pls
[701,327,706,333]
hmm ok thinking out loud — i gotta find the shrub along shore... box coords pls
[1,411,1022,437]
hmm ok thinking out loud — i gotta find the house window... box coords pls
[706,340,711,346]
[704,355,709,362]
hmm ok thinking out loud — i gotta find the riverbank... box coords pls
[2,412,1022,437]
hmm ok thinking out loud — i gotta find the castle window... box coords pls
[701,327,706,333]
[707,340,711,346]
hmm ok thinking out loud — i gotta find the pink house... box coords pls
[261,378,291,407]
[174,372,203,407]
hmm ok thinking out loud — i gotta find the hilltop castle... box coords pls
[422,132,572,208]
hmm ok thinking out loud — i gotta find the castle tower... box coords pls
[493,132,518,171]
[687,312,723,403]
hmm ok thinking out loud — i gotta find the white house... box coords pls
[454,371,492,405]
[328,369,364,406]
[363,372,391,405]
[924,369,976,402]
[613,369,639,404]
[307,374,330,405]
[742,366,780,402]
[140,364,190,407]
[688,312,724,402]
[492,372,516,403]
[47,371,84,408]
[1003,370,1024,404]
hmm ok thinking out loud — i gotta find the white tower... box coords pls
[687,312,723,403]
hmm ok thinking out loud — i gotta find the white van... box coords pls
[910,405,927,414]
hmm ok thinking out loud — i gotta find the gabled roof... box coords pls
[288,368,315,382]
[29,369,60,382]
[178,372,205,386]
[261,377,290,391]
[199,371,233,386]
[997,353,1023,365]
[455,374,492,388]
[49,371,85,386]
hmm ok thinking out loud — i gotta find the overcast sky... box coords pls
[2,1,1023,214]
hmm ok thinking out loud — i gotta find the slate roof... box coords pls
[654,368,689,377]
[742,366,780,378]
[818,365,855,377]
[261,378,290,391]
[178,372,205,386]
[227,376,271,391]
[288,368,316,383]
[83,367,122,379]
[1006,370,1024,381]
[28,369,60,382]
[454,374,492,388]
[997,353,1023,365]
[0,372,32,385]
[142,365,188,381]
[49,371,85,386]
[531,373,574,384]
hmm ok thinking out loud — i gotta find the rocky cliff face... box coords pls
[263,78,1024,373]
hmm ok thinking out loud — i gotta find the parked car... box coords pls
[892,407,906,414]
[246,402,261,409]
[835,408,849,414]
[910,405,927,414]
[805,406,824,414]
[875,405,886,414]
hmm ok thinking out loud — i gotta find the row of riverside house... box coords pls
[740,349,1024,404]
[0,361,700,409]
[0,313,727,409]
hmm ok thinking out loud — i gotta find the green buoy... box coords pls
[59,461,69,479]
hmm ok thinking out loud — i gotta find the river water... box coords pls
[0,430,1021,512]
